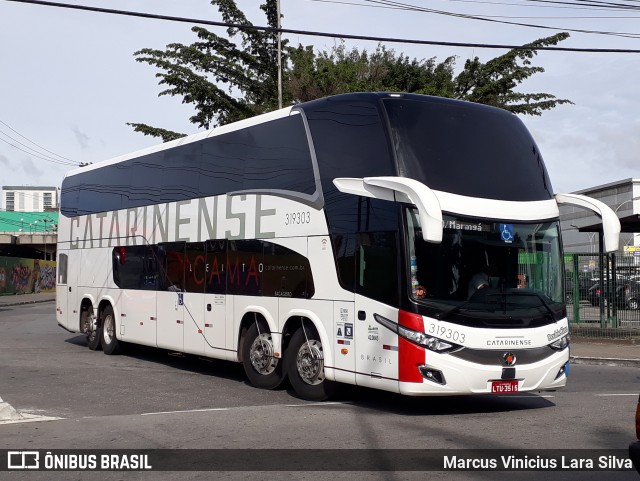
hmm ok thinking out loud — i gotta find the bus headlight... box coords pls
[374,313,462,353]
[549,334,570,351]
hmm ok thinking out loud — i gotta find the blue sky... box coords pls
[0,0,638,196]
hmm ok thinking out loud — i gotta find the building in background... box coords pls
[560,178,640,253]
[2,185,59,212]
[560,178,640,274]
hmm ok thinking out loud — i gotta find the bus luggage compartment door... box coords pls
[156,290,184,352]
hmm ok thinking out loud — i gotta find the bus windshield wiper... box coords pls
[489,290,557,319]
[438,290,556,321]
[437,300,476,321]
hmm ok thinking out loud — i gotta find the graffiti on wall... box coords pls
[0,257,56,295]
[10,264,32,294]
[38,262,57,291]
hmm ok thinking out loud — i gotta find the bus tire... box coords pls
[82,308,101,351]
[242,322,285,390]
[101,305,120,355]
[286,326,336,401]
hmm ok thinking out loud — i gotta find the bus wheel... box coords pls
[82,308,101,351]
[286,326,336,401]
[101,305,120,355]
[242,323,285,390]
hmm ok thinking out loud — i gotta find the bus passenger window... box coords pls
[184,242,206,293]
[112,246,158,290]
[205,240,227,294]
[57,253,68,285]
[158,243,185,292]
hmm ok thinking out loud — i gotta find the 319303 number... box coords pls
[426,322,466,344]
[285,212,311,225]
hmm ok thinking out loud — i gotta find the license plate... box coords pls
[491,380,519,394]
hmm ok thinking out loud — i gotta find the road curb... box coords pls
[0,298,55,308]
[570,356,640,368]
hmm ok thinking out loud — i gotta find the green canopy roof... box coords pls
[0,211,58,233]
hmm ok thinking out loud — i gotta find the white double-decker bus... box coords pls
[56,93,620,401]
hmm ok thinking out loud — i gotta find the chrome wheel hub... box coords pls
[103,314,114,344]
[249,333,278,375]
[84,312,97,339]
[296,340,325,385]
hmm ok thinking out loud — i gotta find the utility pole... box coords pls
[277,0,282,109]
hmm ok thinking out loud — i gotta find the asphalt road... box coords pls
[0,303,638,481]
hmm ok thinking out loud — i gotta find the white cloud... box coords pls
[72,125,91,150]
[20,156,44,181]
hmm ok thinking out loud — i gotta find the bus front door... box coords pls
[66,249,81,332]
[55,250,70,329]
[353,234,401,392]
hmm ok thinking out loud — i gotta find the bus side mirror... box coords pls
[333,176,443,243]
[555,193,621,253]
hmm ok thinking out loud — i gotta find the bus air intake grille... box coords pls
[448,346,556,366]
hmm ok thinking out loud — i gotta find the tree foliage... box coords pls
[286,44,458,101]
[128,0,283,141]
[130,1,572,141]
[454,33,572,115]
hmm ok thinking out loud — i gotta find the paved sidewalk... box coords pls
[570,339,640,367]
[1,293,638,366]
[0,292,55,307]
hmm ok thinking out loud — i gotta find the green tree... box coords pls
[130,1,571,141]
[128,0,284,142]
[286,33,572,116]
[286,43,458,101]
[454,33,572,115]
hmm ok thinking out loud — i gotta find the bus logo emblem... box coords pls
[503,352,517,366]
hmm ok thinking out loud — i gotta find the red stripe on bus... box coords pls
[398,310,425,383]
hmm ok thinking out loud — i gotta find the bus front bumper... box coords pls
[398,348,569,396]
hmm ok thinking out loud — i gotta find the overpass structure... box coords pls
[0,211,58,260]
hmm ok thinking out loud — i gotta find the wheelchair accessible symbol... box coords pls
[500,224,514,243]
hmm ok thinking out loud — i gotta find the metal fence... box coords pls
[565,253,640,340]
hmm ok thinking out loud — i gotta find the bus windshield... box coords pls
[406,209,565,327]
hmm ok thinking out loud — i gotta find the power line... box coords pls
[0,135,78,166]
[370,0,640,10]
[0,119,76,164]
[0,129,78,166]
[521,0,640,10]
[320,0,640,15]
[5,0,640,52]
[431,0,640,12]
[351,0,640,38]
